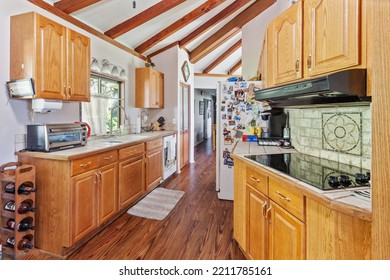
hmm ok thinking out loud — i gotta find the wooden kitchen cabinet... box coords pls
[10,12,90,101]
[303,0,362,77]
[71,151,118,243]
[267,0,303,85]
[145,139,163,191]
[118,143,145,209]
[135,67,164,108]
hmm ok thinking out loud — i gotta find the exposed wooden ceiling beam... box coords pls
[54,0,101,14]
[179,0,251,48]
[105,0,187,39]
[190,0,275,63]
[135,0,227,54]
[228,60,242,75]
[203,39,242,74]
[27,0,147,61]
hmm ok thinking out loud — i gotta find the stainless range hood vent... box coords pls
[254,69,369,108]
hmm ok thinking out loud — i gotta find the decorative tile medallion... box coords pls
[322,112,362,156]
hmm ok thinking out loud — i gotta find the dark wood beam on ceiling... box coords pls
[189,0,275,63]
[105,0,187,39]
[135,0,227,54]
[27,0,147,61]
[228,59,242,75]
[54,0,101,14]
[179,0,251,48]
[203,39,242,74]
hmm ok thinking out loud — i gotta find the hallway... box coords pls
[26,138,245,260]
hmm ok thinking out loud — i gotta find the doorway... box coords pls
[179,83,190,169]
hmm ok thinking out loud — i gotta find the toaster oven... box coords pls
[26,123,88,152]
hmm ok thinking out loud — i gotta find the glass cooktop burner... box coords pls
[244,153,370,191]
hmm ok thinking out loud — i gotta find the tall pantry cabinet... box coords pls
[10,12,90,101]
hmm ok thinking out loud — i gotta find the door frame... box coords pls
[179,82,191,169]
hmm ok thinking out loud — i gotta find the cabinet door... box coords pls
[118,155,145,209]
[67,29,90,101]
[35,15,67,100]
[71,170,97,243]
[304,0,360,77]
[145,149,163,191]
[98,163,117,225]
[268,1,302,85]
[268,201,305,260]
[246,185,268,260]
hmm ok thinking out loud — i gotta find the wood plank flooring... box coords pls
[24,138,245,260]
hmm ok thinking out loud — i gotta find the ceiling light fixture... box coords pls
[90,57,100,72]
[101,59,111,74]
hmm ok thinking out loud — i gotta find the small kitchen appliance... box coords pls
[26,123,88,152]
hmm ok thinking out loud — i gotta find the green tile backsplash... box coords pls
[286,106,371,169]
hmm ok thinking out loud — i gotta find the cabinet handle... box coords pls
[94,172,99,186]
[63,86,67,98]
[276,191,291,202]
[79,161,92,167]
[266,205,272,223]
[104,155,113,160]
[68,86,71,97]
[307,55,312,69]
[250,175,261,183]
[295,59,300,72]
[262,201,268,217]
[98,171,102,185]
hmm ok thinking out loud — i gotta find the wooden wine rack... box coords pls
[0,162,36,260]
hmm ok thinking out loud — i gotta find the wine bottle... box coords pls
[4,182,15,194]
[17,234,33,250]
[4,200,35,214]
[17,183,37,195]
[17,200,35,214]
[6,218,15,230]
[4,200,15,211]
[18,217,35,232]
[6,236,15,247]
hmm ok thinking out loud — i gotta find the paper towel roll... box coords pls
[136,116,141,134]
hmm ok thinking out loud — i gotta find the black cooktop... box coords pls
[244,153,370,191]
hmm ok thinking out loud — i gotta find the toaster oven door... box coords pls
[48,129,83,150]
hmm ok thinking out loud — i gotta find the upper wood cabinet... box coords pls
[265,0,363,87]
[267,0,303,85]
[135,67,164,108]
[10,12,90,101]
[304,0,361,77]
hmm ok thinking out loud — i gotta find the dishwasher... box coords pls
[162,134,177,180]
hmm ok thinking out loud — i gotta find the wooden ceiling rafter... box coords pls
[134,0,227,54]
[228,59,242,75]
[203,39,242,74]
[104,0,187,39]
[54,0,101,14]
[189,0,275,63]
[179,0,251,48]
[27,0,147,61]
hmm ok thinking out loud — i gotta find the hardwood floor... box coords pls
[25,138,245,260]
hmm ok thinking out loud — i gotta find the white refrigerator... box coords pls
[216,80,264,200]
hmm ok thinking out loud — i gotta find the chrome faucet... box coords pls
[109,105,128,136]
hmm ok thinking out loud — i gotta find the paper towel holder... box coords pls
[32,98,63,113]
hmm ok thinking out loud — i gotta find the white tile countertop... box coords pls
[232,143,371,220]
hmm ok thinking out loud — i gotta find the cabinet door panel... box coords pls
[98,163,117,225]
[269,1,303,85]
[71,170,97,243]
[304,0,360,76]
[246,185,268,260]
[36,15,67,99]
[119,156,145,209]
[146,149,163,191]
[67,29,90,101]
[268,201,305,260]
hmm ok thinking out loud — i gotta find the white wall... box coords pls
[0,0,145,164]
[242,0,292,79]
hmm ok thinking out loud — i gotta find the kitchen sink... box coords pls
[87,134,149,146]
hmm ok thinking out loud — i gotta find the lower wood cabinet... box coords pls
[118,155,144,209]
[145,139,163,191]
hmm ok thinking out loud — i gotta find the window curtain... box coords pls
[82,96,109,135]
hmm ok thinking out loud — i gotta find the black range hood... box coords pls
[254,69,369,108]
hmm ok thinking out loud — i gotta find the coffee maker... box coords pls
[258,108,291,147]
